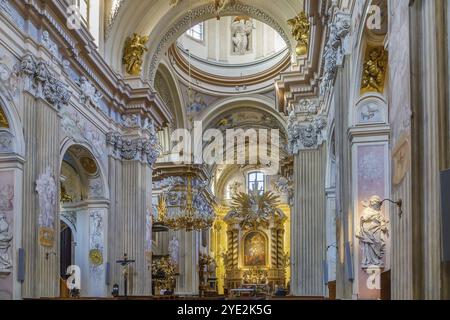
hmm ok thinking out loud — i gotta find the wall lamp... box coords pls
[381,198,403,218]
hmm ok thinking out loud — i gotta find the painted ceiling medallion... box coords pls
[80,157,98,175]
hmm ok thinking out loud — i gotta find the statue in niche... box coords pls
[0,213,13,273]
[231,17,254,55]
[361,48,387,93]
[357,196,389,269]
[168,236,179,266]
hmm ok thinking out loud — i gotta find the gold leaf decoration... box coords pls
[287,12,310,56]
[122,33,149,76]
[0,106,9,128]
[361,47,387,93]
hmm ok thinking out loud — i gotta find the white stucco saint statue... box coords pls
[357,195,389,269]
[0,213,13,273]
[168,236,179,266]
[36,167,57,229]
[231,18,254,55]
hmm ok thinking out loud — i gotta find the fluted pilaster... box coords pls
[291,145,326,297]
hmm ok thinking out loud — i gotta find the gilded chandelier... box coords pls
[155,175,214,232]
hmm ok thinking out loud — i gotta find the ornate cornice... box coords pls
[106,120,161,166]
[148,1,292,84]
[18,54,71,109]
[169,45,291,87]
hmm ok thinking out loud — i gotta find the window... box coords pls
[186,22,204,41]
[76,0,89,26]
[248,172,265,194]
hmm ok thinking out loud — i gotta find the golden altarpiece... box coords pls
[221,191,288,292]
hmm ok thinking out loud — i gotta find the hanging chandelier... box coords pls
[154,175,215,232]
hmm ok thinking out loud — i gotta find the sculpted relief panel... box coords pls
[36,167,57,248]
[0,171,14,300]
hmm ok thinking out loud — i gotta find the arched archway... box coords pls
[104,0,300,82]
[59,144,109,298]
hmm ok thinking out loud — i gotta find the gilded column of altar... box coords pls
[270,228,278,268]
[226,229,233,270]
[232,229,239,269]
[277,229,285,269]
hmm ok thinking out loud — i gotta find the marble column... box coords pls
[176,230,200,295]
[106,124,159,296]
[288,105,328,297]
[21,56,70,298]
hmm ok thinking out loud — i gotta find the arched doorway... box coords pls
[59,144,108,297]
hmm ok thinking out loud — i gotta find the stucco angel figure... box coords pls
[36,168,57,229]
[168,236,179,266]
[0,213,13,273]
[357,195,389,269]
[231,17,254,55]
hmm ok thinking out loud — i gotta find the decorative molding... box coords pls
[89,210,104,277]
[41,31,60,61]
[0,49,19,102]
[17,54,71,109]
[105,0,127,40]
[287,99,327,154]
[107,120,161,166]
[60,106,106,160]
[0,181,13,275]
[148,2,292,84]
[36,167,57,248]
[319,12,351,101]
[77,76,103,107]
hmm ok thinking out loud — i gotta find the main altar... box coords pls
[221,191,289,294]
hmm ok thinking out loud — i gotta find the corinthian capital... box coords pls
[287,100,327,154]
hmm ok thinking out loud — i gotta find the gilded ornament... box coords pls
[361,47,387,93]
[0,107,8,128]
[228,190,285,230]
[287,12,310,56]
[60,183,73,203]
[39,227,55,248]
[89,249,103,266]
[123,33,149,76]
